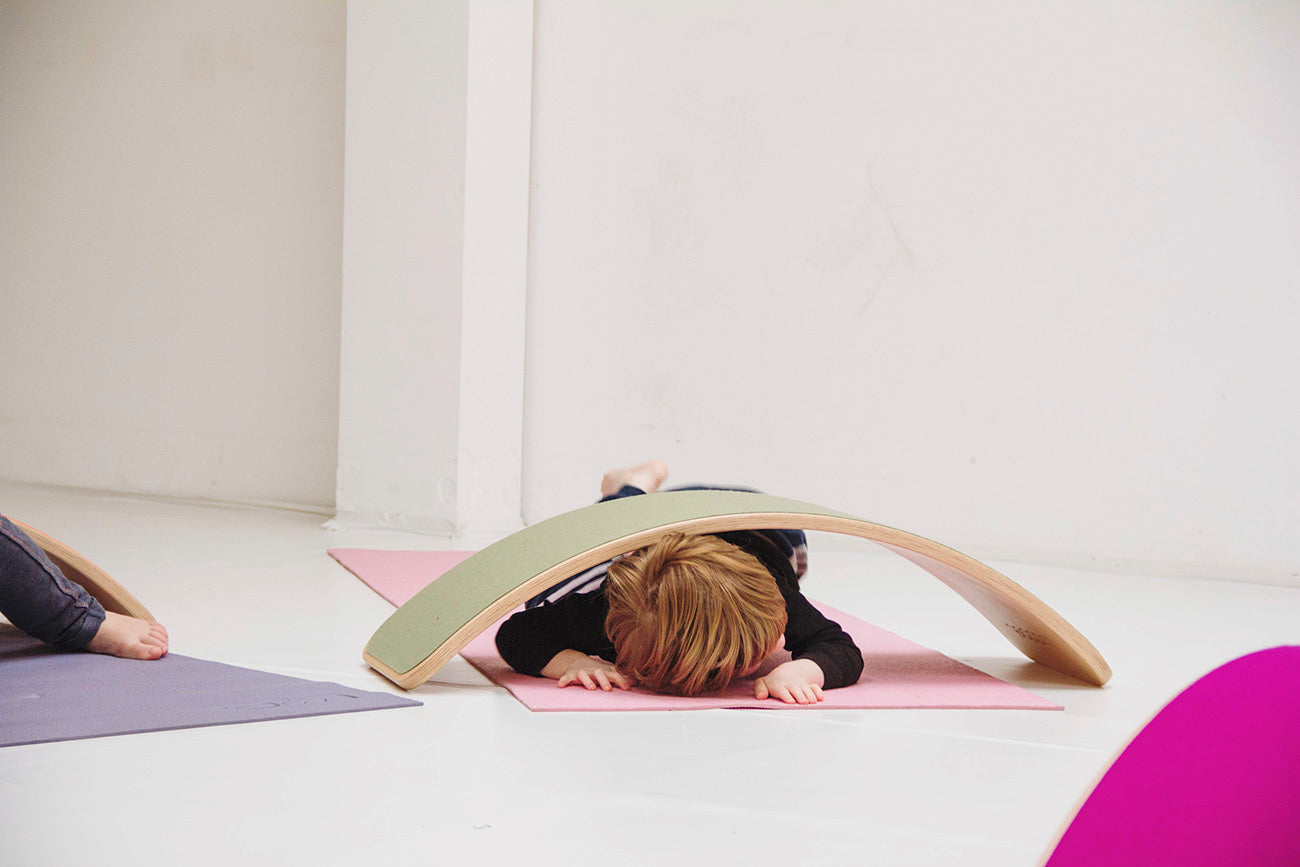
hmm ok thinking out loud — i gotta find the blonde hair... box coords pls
[604,532,787,696]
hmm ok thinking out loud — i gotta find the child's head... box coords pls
[604,532,787,696]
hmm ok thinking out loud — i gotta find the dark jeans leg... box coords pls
[0,515,105,649]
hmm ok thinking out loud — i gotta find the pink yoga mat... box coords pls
[330,548,476,606]
[331,548,1061,712]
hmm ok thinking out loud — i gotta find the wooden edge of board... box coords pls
[13,520,156,621]
[365,509,1111,691]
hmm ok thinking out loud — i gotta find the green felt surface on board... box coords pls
[364,491,859,675]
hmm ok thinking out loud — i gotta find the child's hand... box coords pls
[545,649,636,691]
[754,659,825,705]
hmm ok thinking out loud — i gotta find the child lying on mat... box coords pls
[495,462,863,704]
[0,514,169,660]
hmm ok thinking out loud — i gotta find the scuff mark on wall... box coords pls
[807,164,915,318]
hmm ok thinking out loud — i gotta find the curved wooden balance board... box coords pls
[14,520,156,621]
[364,491,1111,691]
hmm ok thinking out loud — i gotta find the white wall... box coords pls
[3,1,1296,583]
[0,0,344,509]
[522,1,1300,581]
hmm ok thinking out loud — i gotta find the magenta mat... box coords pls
[1045,646,1300,865]
[333,547,1061,711]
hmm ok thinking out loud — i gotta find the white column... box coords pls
[335,0,469,533]
[336,0,533,539]
[455,0,535,541]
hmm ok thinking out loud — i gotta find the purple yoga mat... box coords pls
[0,625,419,748]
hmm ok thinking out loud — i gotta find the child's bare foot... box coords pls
[600,460,670,497]
[86,611,169,660]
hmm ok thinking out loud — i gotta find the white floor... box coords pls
[2,482,1297,867]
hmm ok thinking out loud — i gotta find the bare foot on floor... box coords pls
[86,611,169,660]
[601,460,670,498]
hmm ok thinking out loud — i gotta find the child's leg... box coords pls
[662,483,809,578]
[0,515,167,659]
[526,461,670,608]
[531,463,806,609]
[599,460,669,499]
[603,467,809,577]
[0,514,106,648]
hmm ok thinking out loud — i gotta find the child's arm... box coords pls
[494,590,622,681]
[542,649,635,691]
[777,580,863,693]
[754,658,826,704]
[716,530,864,694]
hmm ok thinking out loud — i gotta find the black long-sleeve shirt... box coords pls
[494,529,864,690]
